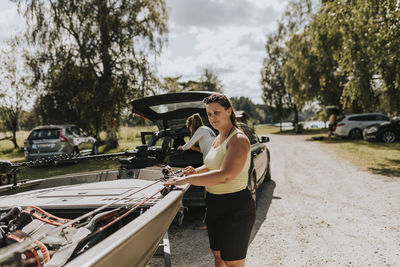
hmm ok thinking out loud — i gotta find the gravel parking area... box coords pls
[148,134,400,266]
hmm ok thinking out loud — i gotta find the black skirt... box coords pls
[205,188,256,261]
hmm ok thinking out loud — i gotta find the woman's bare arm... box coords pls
[167,133,250,186]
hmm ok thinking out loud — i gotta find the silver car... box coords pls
[333,113,390,139]
[24,125,98,162]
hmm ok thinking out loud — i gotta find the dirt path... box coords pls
[149,134,400,267]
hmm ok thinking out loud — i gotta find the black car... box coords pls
[117,91,271,207]
[363,119,400,143]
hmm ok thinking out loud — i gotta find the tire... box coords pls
[349,128,362,139]
[264,164,271,182]
[72,148,80,164]
[0,174,10,186]
[248,172,257,207]
[92,144,98,155]
[173,210,184,226]
[264,152,271,182]
[381,130,396,143]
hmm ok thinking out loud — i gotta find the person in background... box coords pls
[165,93,255,267]
[178,113,216,160]
[328,112,338,140]
[178,113,216,230]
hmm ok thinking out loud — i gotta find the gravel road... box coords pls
[148,134,400,267]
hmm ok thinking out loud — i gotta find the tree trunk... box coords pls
[293,104,299,133]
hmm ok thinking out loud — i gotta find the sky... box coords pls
[0,0,290,105]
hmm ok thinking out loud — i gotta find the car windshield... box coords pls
[150,101,205,114]
[29,129,60,140]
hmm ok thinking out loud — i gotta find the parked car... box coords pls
[333,113,390,139]
[363,119,400,143]
[118,91,271,207]
[24,125,98,162]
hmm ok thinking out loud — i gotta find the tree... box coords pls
[159,68,224,93]
[230,96,261,124]
[291,0,400,115]
[159,76,183,93]
[262,0,316,129]
[197,68,224,93]
[14,0,168,138]
[0,39,32,149]
[261,25,293,128]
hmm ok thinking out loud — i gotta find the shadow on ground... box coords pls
[368,159,400,177]
[249,179,276,243]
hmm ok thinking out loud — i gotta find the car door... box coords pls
[360,115,377,129]
[348,115,364,129]
[241,125,267,184]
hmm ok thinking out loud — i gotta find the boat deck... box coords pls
[0,179,165,210]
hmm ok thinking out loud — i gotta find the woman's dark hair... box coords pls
[203,93,238,127]
[186,113,204,137]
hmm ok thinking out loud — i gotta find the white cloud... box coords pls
[159,0,291,103]
[0,3,24,44]
[159,0,290,103]
[169,0,278,29]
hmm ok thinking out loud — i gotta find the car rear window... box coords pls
[373,115,389,121]
[150,101,205,114]
[348,114,389,121]
[29,129,60,140]
[348,115,366,121]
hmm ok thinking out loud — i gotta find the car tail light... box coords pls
[337,123,345,127]
[59,129,68,142]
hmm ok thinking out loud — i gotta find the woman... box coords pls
[328,112,338,140]
[165,93,255,267]
[178,113,216,160]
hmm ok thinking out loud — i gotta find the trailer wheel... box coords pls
[173,210,184,226]
[0,174,10,185]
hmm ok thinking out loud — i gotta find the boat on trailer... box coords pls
[0,168,188,267]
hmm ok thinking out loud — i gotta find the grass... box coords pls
[312,137,400,178]
[0,126,157,181]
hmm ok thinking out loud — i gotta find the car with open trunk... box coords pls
[117,91,271,207]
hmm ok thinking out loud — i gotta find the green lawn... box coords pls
[315,137,400,178]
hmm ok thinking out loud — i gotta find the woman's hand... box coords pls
[163,176,190,186]
[183,166,196,176]
[177,145,183,150]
